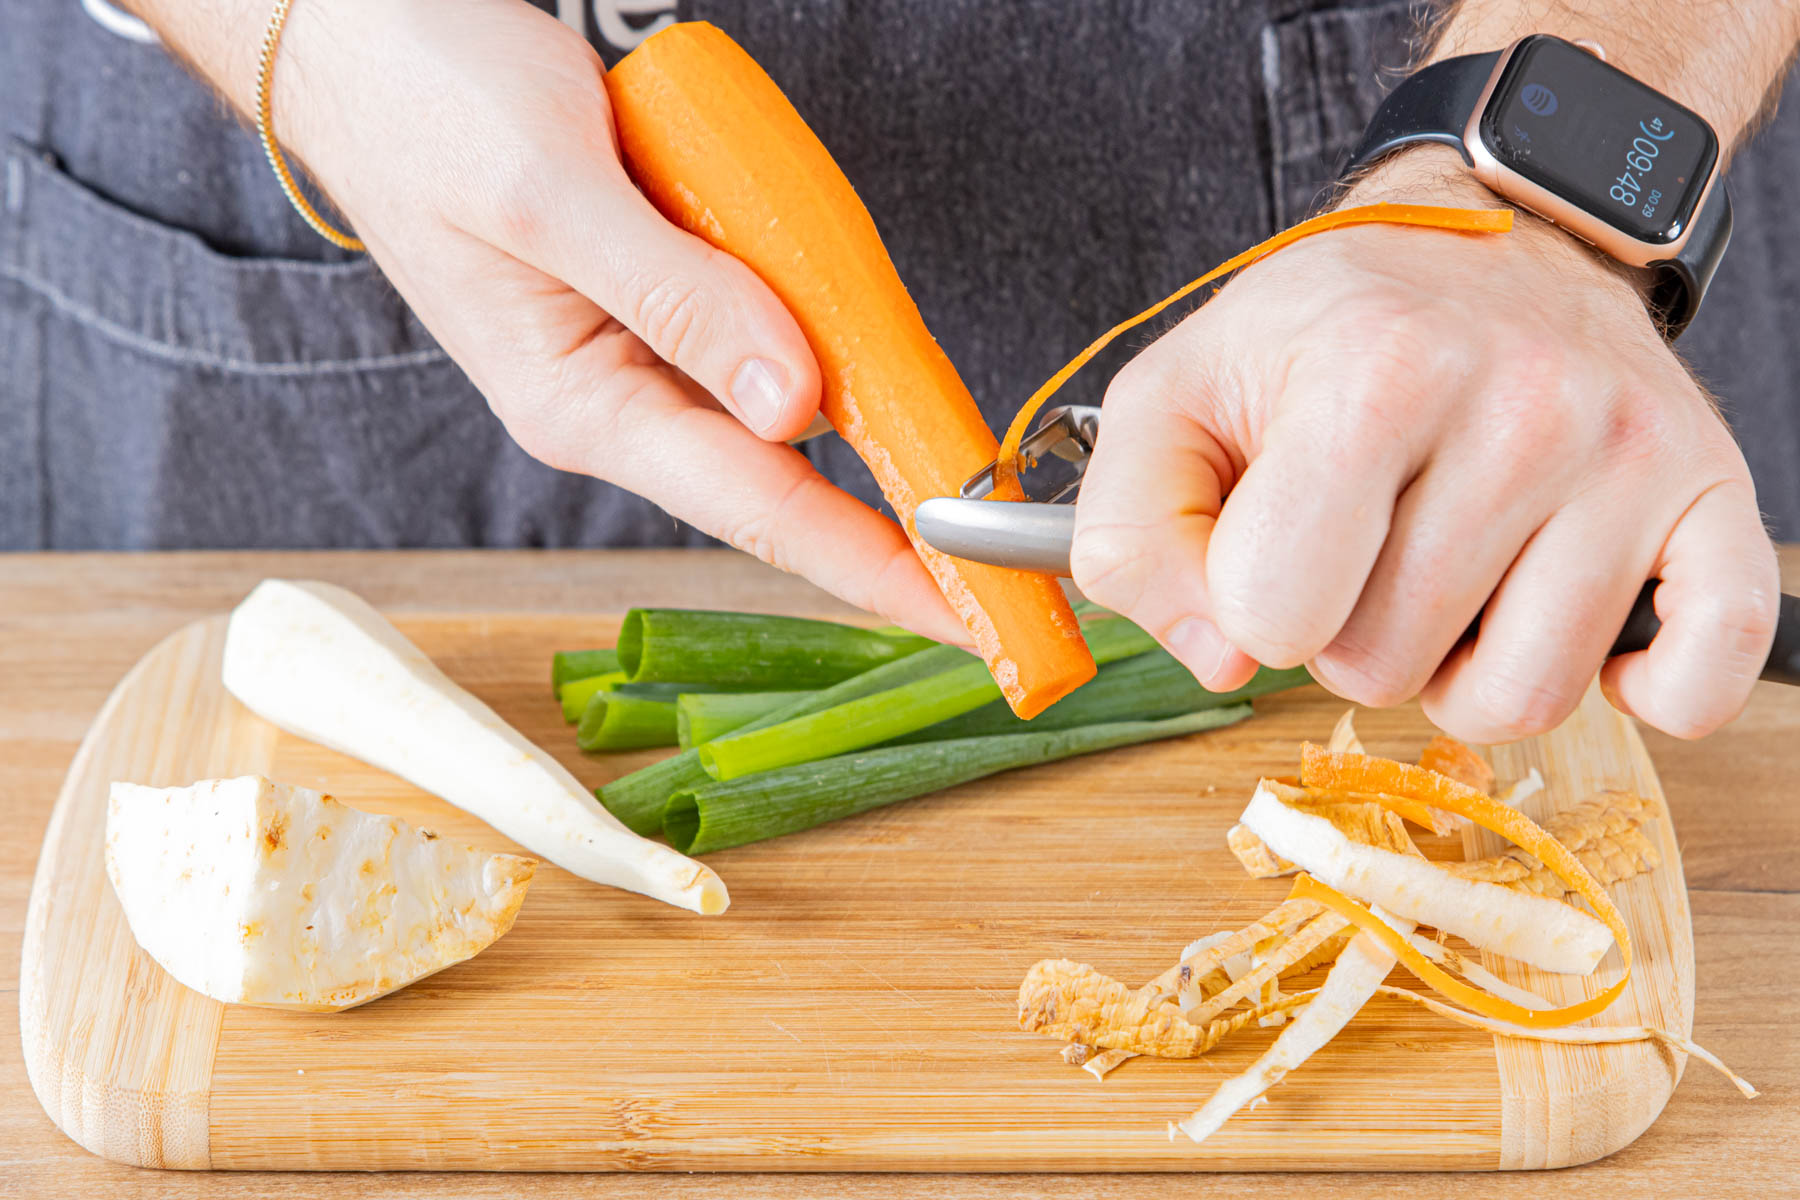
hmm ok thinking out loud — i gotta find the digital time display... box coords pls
[1480,37,1717,244]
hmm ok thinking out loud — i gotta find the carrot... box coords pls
[605,22,1093,718]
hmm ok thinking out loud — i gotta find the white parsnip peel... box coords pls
[1241,783,1614,976]
[1172,920,1410,1144]
[1372,986,1757,1099]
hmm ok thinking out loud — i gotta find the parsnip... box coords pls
[221,579,727,915]
[1239,780,1611,974]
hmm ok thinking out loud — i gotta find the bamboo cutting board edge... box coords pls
[18,611,1692,1172]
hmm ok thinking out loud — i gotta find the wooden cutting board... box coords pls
[19,610,1694,1173]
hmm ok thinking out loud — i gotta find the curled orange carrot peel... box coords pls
[991,204,1515,501]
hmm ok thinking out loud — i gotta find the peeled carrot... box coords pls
[605,22,1093,718]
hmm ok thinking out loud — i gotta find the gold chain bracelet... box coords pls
[254,0,365,252]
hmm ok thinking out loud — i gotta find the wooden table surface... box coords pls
[3,549,1794,1198]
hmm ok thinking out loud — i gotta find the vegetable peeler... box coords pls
[914,405,1800,686]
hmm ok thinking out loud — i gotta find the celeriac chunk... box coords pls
[105,776,534,1011]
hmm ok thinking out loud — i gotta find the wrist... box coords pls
[1336,143,1656,317]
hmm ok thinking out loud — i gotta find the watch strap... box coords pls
[1649,181,1732,339]
[1344,42,1728,340]
[1342,50,1502,172]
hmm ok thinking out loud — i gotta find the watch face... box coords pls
[1480,36,1718,245]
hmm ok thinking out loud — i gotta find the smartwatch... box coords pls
[1342,34,1732,339]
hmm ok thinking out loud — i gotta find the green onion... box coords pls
[606,679,746,701]
[616,609,933,688]
[677,691,813,749]
[695,617,1157,782]
[575,693,679,751]
[551,648,622,695]
[664,705,1252,855]
[891,657,1311,743]
[560,672,624,723]
[596,643,977,835]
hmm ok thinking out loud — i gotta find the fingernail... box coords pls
[730,357,790,437]
[1167,617,1235,686]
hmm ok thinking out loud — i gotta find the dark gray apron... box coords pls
[3,0,1797,550]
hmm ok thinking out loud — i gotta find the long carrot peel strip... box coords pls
[1291,874,1626,1028]
[991,204,1514,500]
[1370,985,1757,1098]
[1298,745,1633,965]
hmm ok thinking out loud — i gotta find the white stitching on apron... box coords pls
[1,263,451,375]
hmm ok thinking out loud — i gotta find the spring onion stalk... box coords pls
[597,643,977,835]
[891,658,1311,743]
[677,691,814,749]
[604,679,748,701]
[560,672,625,723]
[616,609,933,688]
[551,648,622,695]
[664,705,1252,855]
[575,692,680,751]
[696,618,1158,782]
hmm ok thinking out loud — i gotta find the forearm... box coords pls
[1428,1,1800,155]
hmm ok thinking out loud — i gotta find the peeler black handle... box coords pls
[1466,580,1800,686]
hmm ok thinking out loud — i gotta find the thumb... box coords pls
[505,167,822,441]
[1071,354,1260,692]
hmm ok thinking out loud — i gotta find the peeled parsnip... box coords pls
[221,580,727,915]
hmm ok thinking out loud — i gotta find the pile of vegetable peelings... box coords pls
[1012,711,1758,1143]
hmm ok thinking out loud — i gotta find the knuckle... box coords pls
[1595,387,1678,469]
[1312,641,1421,709]
[1298,310,1443,464]
[1653,707,1723,741]
[1486,357,1583,463]
[721,471,817,571]
[1100,352,1174,412]
[627,273,714,367]
[1695,582,1780,662]
[1208,590,1316,667]
[1467,665,1577,740]
[1069,527,1162,616]
[529,364,655,477]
